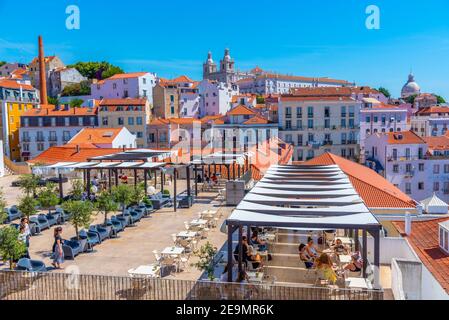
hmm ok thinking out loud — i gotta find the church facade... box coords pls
[203,49,251,84]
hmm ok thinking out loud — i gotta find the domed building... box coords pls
[401,73,421,98]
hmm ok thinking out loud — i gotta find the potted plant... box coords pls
[162,189,171,199]
[191,242,218,281]
[62,200,94,240]
[95,191,118,226]
[0,189,8,224]
[37,183,59,215]
[0,226,27,269]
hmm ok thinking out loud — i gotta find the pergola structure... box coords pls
[33,149,194,212]
[225,164,383,289]
[190,151,251,195]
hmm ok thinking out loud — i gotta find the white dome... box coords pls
[401,73,421,98]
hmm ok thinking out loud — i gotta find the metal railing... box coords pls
[0,270,383,301]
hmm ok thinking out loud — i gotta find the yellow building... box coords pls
[0,80,39,161]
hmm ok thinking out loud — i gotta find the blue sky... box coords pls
[1,0,449,98]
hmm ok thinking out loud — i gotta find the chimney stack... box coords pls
[38,35,48,105]
[405,212,412,236]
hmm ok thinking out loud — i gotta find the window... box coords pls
[78,117,83,126]
[444,164,449,173]
[22,144,29,152]
[324,107,330,118]
[308,133,314,142]
[113,83,117,90]
[434,164,440,174]
[102,117,108,126]
[418,182,424,190]
[405,183,412,194]
[142,78,147,85]
[285,107,292,119]
[296,120,303,130]
[325,119,330,129]
[171,106,175,114]
[419,163,425,171]
[349,119,355,129]
[142,90,147,97]
[307,149,314,160]
[349,106,355,118]
[118,117,124,126]
[366,116,371,123]
[136,117,143,125]
[341,106,346,117]
[63,131,71,142]
[406,164,412,173]
[405,148,411,160]
[434,182,440,192]
[374,116,378,123]
[296,107,302,118]
[285,134,292,143]
[128,117,134,125]
[297,134,303,146]
[307,106,313,118]
[64,117,69,126]
[136,132,143,138]
[37,143,44,151]
[393,165,399,173]
[444,182,449,194]
[149,133,155,143]
[285,120,292,130]
[308,119,314,129]
[170,95,175,103]
[341,119,346,128]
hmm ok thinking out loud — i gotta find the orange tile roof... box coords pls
[200,115,224,123]
[289,87,353,97]
[350,86,381,95]
[304,153,416,208]
[227,105,256,116]
[424,136,449,151]
[387,131,426,145]
[416,106,449,116]
[231,94,257,103]
[169,118,201,125]
[243,115,271,125]
[281,96,355,102]
[99,98,147,106]
[148,118,170,126]
[67,128,123,146]
[392,218,449,294]
[106,72,148,80]
[22,105,97,117]
[0,79,35,91]
[28,146,125,165]
[171,75,195,83]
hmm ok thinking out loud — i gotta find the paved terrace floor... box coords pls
[0,175,232,281]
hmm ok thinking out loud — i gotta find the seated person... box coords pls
[250,231,267,251]
[298,243,314,269]
[305,237,320,258]
[315,253,338,284]
[233,236,262,269]
[211,174,218,185]
[332,238,349,255]
[196,174,203,183]
[344,252,363,273]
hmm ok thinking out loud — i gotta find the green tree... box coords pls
[130,183,145,206]
[37,183,59,215]
[405,94,417,104]
[0,226,27,269]
[18,174,40,197]
[191,242,218,281]
[62,200,94,240]
[434,94,446,104]
[111,184,133,214]
[69,98,84,108]
[17,196,38,219]
[95,191,119,225]
[0,188,8,224]
[69,179,85,201]
[256,95,265,104]
[47,96,59,106]
[378,87,391,98]
[61,80,91,97]
[0,61,6,68]
[67,61,124,80]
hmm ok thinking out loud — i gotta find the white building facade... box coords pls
[278,89,361,162]
[90,72,157,104]
[198,80,239,117]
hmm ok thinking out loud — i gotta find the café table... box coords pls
[161,246,185,257]
[247,271,264,284]
[177,231,198,239]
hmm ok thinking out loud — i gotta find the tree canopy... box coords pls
[18,174,40,197]
[0,226,27,269]
[377,87,391,98]
[434,94,446,104]
[61,80,91,97]
[95,191,119,225]
[47,96,59,106]
[404,94,417,104]
[18,196,38,219]
[37,183,59,214]
[0,61,6,68]
[63,200,94,239]
[67,61,124,80]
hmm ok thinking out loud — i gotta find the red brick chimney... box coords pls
[38,35,48,105]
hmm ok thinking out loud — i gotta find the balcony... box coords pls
[21,137,31,143]
[35,137,45,142]
[307,141,322,149]
[323,140,333,146]
[48,137,58,142]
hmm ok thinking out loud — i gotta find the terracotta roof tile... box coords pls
[304,153,416,208]
[28,146,125,165]
[99,98,147,106]
[425,136,449,151]
[243,115,271,125]
[67,128,123,145]
[106,72,148,80]
[387,131,426,145]
[22,105,97,117]
[392,218,449,294]
[227,105,256,116]
[0,79,35,91]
